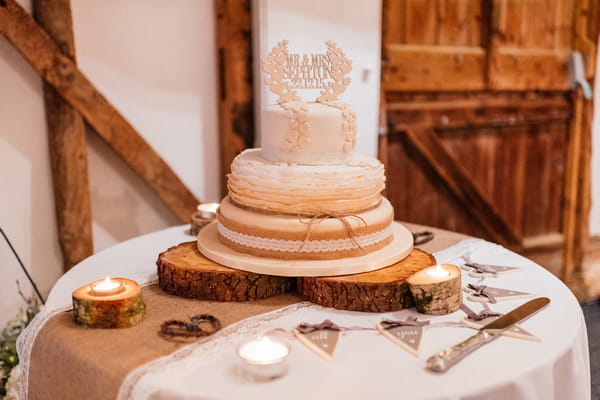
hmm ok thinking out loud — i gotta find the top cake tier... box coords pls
[261,101,356,165]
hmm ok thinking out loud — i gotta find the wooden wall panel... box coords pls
[386,132,486,238]
[382,0,485,91]
[384,45,485,91]
[438,0,482,46]
[384,92,569,248]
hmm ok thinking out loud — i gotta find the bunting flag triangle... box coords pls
[293,326,340,361]
[376,321,425,357]
[462,316,540,341]
[461,262,520,278]
[464,285,533,303]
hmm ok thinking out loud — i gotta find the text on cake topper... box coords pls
[262,40,352,104]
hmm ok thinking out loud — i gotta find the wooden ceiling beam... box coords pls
[0,0,199,223]
[31,0,93,271]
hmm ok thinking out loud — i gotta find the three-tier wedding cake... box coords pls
[198,41,411,272]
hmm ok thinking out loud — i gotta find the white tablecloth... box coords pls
[18,226,590,400]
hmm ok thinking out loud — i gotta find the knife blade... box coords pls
[426,297,550,372]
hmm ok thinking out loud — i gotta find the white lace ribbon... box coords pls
[218,222,393,253]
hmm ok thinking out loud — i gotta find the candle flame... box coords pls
[425,264,451,278]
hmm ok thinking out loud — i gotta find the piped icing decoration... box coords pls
[262,40,352,104]
[320,101,356,153]
[280,102,311,152]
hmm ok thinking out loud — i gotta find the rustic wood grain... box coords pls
[32,0,93,271]
[562,90,584,282]
[215,0,255,195]
[296,249,435,313]
[383,44,486,91]
[407,265,461,315]
[402,127,520,248]
[72,278,146,329]
[0,0,199,222]
[384,94,569,249]
[380,1,596,284]
[157,242,293,301]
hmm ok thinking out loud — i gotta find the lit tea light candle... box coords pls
[425,264,451,278]
[73,278,146,328]
[407,264,462,315]
[197,203,220,219]
[90,277,124,297]
[237,336,290,381]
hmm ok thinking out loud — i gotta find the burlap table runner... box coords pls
[27,224,466,399]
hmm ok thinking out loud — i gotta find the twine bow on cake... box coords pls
[298,212,368,251]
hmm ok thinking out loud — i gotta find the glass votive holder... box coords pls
[237,336,290,382]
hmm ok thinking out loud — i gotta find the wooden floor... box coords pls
[525,236,600,302]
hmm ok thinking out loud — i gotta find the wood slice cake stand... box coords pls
[157,241,436,312]
[297,249,435,312]
[157,242,293,301]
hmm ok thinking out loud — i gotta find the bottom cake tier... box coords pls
[216,196,394,260]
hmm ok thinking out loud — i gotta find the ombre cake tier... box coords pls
[228,149,385,214]
[216,196,395,260]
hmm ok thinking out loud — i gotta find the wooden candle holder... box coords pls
[407,264,462,315]
[190,212,215,236]
[72,278,146,328]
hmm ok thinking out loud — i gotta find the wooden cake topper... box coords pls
[262,40,352,104]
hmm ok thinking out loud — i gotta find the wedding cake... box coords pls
[211,41,399,261]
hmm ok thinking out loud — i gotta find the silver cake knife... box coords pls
[426,297,550,372]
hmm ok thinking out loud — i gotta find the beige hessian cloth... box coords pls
[27,223,466,400]
[29,287,301,400]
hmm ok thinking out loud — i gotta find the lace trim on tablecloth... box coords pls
[117,302,315,400]
[15,279,158,400]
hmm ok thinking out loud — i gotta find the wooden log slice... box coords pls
[296,249,435,312]
[157,242,293,301]
[407,264,462,315]
[72,278,146,329]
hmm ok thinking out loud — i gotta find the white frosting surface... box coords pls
[228,149,385,213]
[261,101,355,165]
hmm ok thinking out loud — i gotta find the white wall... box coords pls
[0,0,219,327]
[254,0,382,158]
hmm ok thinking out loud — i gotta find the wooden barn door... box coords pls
[381,0,599,283]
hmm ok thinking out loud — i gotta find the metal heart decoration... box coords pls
[262,40,352,104]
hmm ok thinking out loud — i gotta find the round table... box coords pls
[19,224,590,400]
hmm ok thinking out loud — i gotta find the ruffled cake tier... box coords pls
[228,149,385,214]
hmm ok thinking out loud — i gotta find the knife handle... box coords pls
[426,330,498,372]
